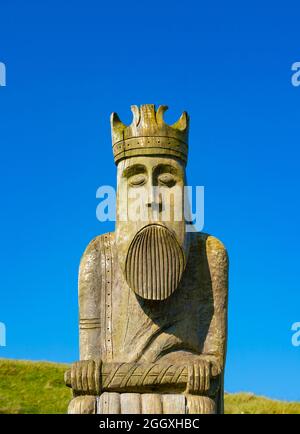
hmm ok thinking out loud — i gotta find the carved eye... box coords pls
[129,174,147,187]
[158,173,177,187]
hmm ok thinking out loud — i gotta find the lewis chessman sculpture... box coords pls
[65,104,229,414]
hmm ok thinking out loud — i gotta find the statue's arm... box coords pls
[202,234,228,371]
[66,236,104,405]
[78,236,102,360]
[185,234,228,396]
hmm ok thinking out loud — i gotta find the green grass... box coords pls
[0,359,72,414]
[0,359,299,414]
[225,392,300,414]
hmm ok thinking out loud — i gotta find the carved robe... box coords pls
[68,231,228,414]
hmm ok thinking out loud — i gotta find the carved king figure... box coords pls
[65,104,229,414]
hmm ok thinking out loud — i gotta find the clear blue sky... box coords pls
[0,1,300,401]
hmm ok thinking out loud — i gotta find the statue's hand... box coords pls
[187,360,219,395]
[66,359,102,396]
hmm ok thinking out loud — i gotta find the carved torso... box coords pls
[79,231,228,371]
[74,231,228,414]
[66,105,229,414]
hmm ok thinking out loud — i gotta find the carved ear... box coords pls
[156,105,168,126]
[171,111,188,131]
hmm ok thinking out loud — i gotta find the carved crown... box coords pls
[110,104,189,165]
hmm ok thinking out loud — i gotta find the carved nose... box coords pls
[146,197,163,212]
[146,186,163,212]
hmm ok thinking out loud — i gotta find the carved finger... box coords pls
[81,361,88,393]
[76,362,83,394]
[198,360,205,393]
[211,362,221,377]
[71,362,77,391]
[204,361,210,392]
[87,360,95,394]
[194,362,200,393]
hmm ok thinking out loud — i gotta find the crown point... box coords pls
[171,111,188,131]
[111,112,126,130]
[110,111,120,124]
[156,105,168,125]
[130,105,140,126]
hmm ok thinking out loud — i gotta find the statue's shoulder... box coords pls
[80,232,115,263]
[191,233,228,298]
[191,232,228,264]
[78,233,116,308]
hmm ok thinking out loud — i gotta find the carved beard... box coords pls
[125,224,185,300]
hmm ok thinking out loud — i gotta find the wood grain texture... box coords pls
[66,105,228,415]
[98,392,120,414]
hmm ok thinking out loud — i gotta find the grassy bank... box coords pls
[0,359,299,414]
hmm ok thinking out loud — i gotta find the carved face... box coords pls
[115,156,189,300]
